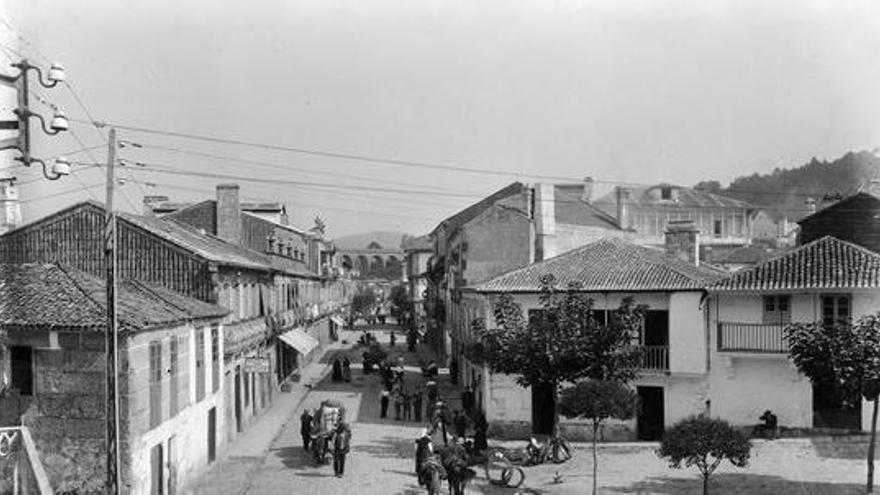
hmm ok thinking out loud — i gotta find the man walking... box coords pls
[413,388,423,423]
[402,390,412,421]
[333,421,352,478]
[300,409,313,451]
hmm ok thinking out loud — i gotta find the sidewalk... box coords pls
[183,341,341,495]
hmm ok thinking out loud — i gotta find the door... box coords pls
[10,346,33,396]
[208,407,217,463]
[234,366,242,433]
[637,386,665,441]
[531,382,556,435]
[166,436,177,495]
[150,442,164,495]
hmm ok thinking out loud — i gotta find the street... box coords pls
[221,325,869,495]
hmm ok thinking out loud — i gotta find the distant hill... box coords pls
[334,231,409,251]
[696,150,880,221]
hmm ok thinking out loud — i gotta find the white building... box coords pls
[707,235,880,433]
[459,226,723,441]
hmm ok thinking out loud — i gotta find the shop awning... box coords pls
[278,328,319,355]
[330,315,345,326]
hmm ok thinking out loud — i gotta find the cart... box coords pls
[310,400,346,464]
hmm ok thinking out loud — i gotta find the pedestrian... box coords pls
[449,358,459,385]
[413,387,423,423]
[390,331,396,347]
[453,410,467,439]
[414,428,433,484]
[426,379,438,404]
[432,399,449,445]
[332,358,342,382]
[333,421,352,478]
[403,390,412,421]
[362,351,371,374]
[473,411,488,453]
[380,388,390,418]
[394,387,403,421]
[300,409,313,451]
[342,357,352,382]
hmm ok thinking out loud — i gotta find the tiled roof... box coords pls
[473,237,722,293]
[120,212,273,271]
[710,236,880,291]
[435,182,526,234]
[554,185,622,229]
[594,184,757,211]
[0,263,228,331]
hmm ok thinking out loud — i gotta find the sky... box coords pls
[1,0,879,238]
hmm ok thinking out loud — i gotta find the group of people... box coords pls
[331,356,351,383]
[299,405,352,478]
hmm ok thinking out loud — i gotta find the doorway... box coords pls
[207,407,217,463]
[166,435,177,495]
[531,382,556,435]
[150,442,164,495]
[234,366,242,433]
[10,346,33,396]
[637,386,665,441]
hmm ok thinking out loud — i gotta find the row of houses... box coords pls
[407,179,880,441]
[0,184,355,494]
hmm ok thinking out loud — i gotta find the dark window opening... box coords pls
[10,346,33,396]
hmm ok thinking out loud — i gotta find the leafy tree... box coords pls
[558,380,637,495]
[350,287,377,318]
[657,415,751,495]
[389,283,409,317]
[471,274,645,436]
[785,313,880,493]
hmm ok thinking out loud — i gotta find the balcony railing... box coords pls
[717,322,787,353]
[0,426,53,494]
[640,345,669,371]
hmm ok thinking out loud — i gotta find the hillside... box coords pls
[333,231,409,251]
[697,150,880,221]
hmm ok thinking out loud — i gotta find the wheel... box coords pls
[550,440,572,464]
[484,450,511,485]
[502,466,525,488]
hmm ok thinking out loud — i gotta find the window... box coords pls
[211,325,220,393]
[763,295,791,324]
[660,187,672,200]
[713,219,722,236]
[822,294,851,326]
[169,337,179,417]
[10,346,33,396]
[643,310,669,346]
[149,340,162,429]
[196,328,206,401]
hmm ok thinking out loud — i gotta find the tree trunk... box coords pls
[868,396,878,494]
[592,420,599,495]
[702,473,709,495]
[552,380,559,438]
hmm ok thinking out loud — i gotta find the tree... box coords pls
[785,313,880,493]
[350,287,377,318]
[558,380,637,495]
[472,274,645,436]
[657,415,751,495]
[389,283,409,318]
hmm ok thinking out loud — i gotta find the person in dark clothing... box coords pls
[414,429,433,484]
[413,388,423,423]
[453,410,467,439]
[362,351,372,374]
[461,386,473,415]
[431,399,450,445]
[449,358,459,385]
[332,358,342,382]
[300,409,313,451]
[472,411,488,453]
[394,387,404,421]
[390,331,396,347]
[380,388,390,418]
[342,357,352,382]
[333,422,352,477]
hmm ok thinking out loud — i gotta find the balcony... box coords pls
[717,322,787,353]
[0,426,53,494]
[640,345,669,372]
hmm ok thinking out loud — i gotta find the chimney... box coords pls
[665,219,700,266]
[216,184,242,244]
[581,177,594,203]
[615,186,632,229]
[279,205,289,226]
[534,183,556,261]
[142,195,169,216]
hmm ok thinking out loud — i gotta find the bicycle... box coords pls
[531,435,572,464]
[484,449,525,489]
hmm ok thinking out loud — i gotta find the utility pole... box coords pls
[104,128,120,494]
